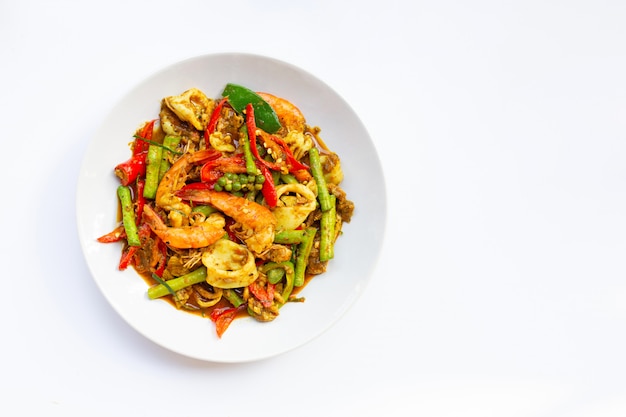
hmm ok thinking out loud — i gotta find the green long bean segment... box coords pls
[309,147,332,212]
[274,229,306,244]
[223,289,245,307]
[319,195,336,261]
[143,144,163,199]
[267,268,285,284]
[191,205,218,217]
[147,267,208,299]
[239,125,259,175]
[294,228,317,287]
[159,135,181,182]
[260,261,295,303]
[117,185,141,247]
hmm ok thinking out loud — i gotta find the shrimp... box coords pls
[155,148,219,226]
[256,93,314,169]
[142,204,226,249]
[257,92,305,134]
[175,189,277,254]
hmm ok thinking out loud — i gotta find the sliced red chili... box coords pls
[205,97,228,140]
[248,281,275,308]
[224,217,241,243]
[133,119,155,155]
[97,225,126,243]
[114,153,147,186]
[119,223,152,270]
[210,305,244,338]
[245,103,282,172]
[118,246,139,270]
[178,182,213,192]
[256,162,277,207]
[271,134,310,172]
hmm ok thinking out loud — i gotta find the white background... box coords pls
[2,1,626,416]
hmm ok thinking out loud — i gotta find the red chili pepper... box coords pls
[97,225,126,243]
[270,135,310,172]
[178,182,212,192]
[256,161,277,207]
[114,153,147,186]
[204,98,228,141]
[248,281,275,308]
[210,305,244,338]
[118,246,139,270]
[224,217,241,242]
[245,103,282,171]
[134,119,155,155]
[118,223,152,270]
[115,119,155,185]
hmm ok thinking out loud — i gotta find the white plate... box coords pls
[76,53,386,362]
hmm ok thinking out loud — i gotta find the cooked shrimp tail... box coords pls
[256,92,305,134]
[142,204,225,249]
[176,189,276,254]
[155,149,220,225]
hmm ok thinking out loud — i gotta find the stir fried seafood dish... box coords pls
[98,84,354,337]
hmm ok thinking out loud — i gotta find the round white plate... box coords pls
[76,53,386,362]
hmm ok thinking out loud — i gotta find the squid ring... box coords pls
[272,183,317,231]
[202,239,258,289]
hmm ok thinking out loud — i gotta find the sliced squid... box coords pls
[202,239,258,289]
[208,131,236,153]
[272,183,317,231]
[282,130,314,161]
[163,88,214,131]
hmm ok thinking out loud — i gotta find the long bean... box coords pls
[274,229,306,244]
[266,268,285,284]
[239,126,259,175]
[309,147,332,212]
[117,185,141,247]
[279,173,298,184]
[191,205,218,217]
[223,289,244,307]
[143,144,163,199]
[158,135,181,182]
[260,261,295,303]
[147,266,207,299]
[294,227,317,287]
[319,195,336,261]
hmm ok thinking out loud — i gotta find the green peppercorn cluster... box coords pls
[213,172,265,195]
